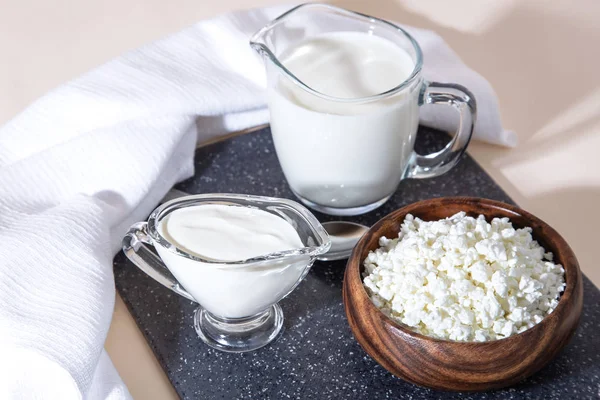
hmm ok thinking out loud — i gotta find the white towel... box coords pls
[0,5,514,399]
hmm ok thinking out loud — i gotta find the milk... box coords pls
[156,204,309,318]
[268,31,421,210]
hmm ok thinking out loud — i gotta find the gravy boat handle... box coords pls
[122,222,196,302]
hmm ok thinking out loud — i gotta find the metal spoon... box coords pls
[317,221,370,261]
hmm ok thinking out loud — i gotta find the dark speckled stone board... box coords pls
[113,127,600,400]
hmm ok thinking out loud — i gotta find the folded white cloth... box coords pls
[0,4,514,399]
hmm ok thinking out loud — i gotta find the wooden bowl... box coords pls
[343,197,583,391]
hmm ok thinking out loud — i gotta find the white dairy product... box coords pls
[156,204,309,318]
[268,31,420,209]
[159,204,303,261]
[362,212,566,341]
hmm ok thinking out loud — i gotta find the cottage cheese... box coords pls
[362,212,566,341]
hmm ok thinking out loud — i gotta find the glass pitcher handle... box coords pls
[405,81,477,179]
[122,222,196,302]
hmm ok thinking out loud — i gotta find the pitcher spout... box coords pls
[249,4,302,58]
[249,6,293,59]
[249,28,270,58]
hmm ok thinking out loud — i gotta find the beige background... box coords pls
[1,0,598,398]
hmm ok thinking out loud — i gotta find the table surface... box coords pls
[114,126,600,399]
[2,1,599,399]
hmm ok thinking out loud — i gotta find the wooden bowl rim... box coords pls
[346,196,581,347]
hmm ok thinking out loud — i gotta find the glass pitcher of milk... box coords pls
[122,194,330,352]
[251,4,476,216]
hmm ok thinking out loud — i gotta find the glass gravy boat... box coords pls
[122,194,330,352]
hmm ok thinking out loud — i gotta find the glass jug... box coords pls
[251,4,476,216]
